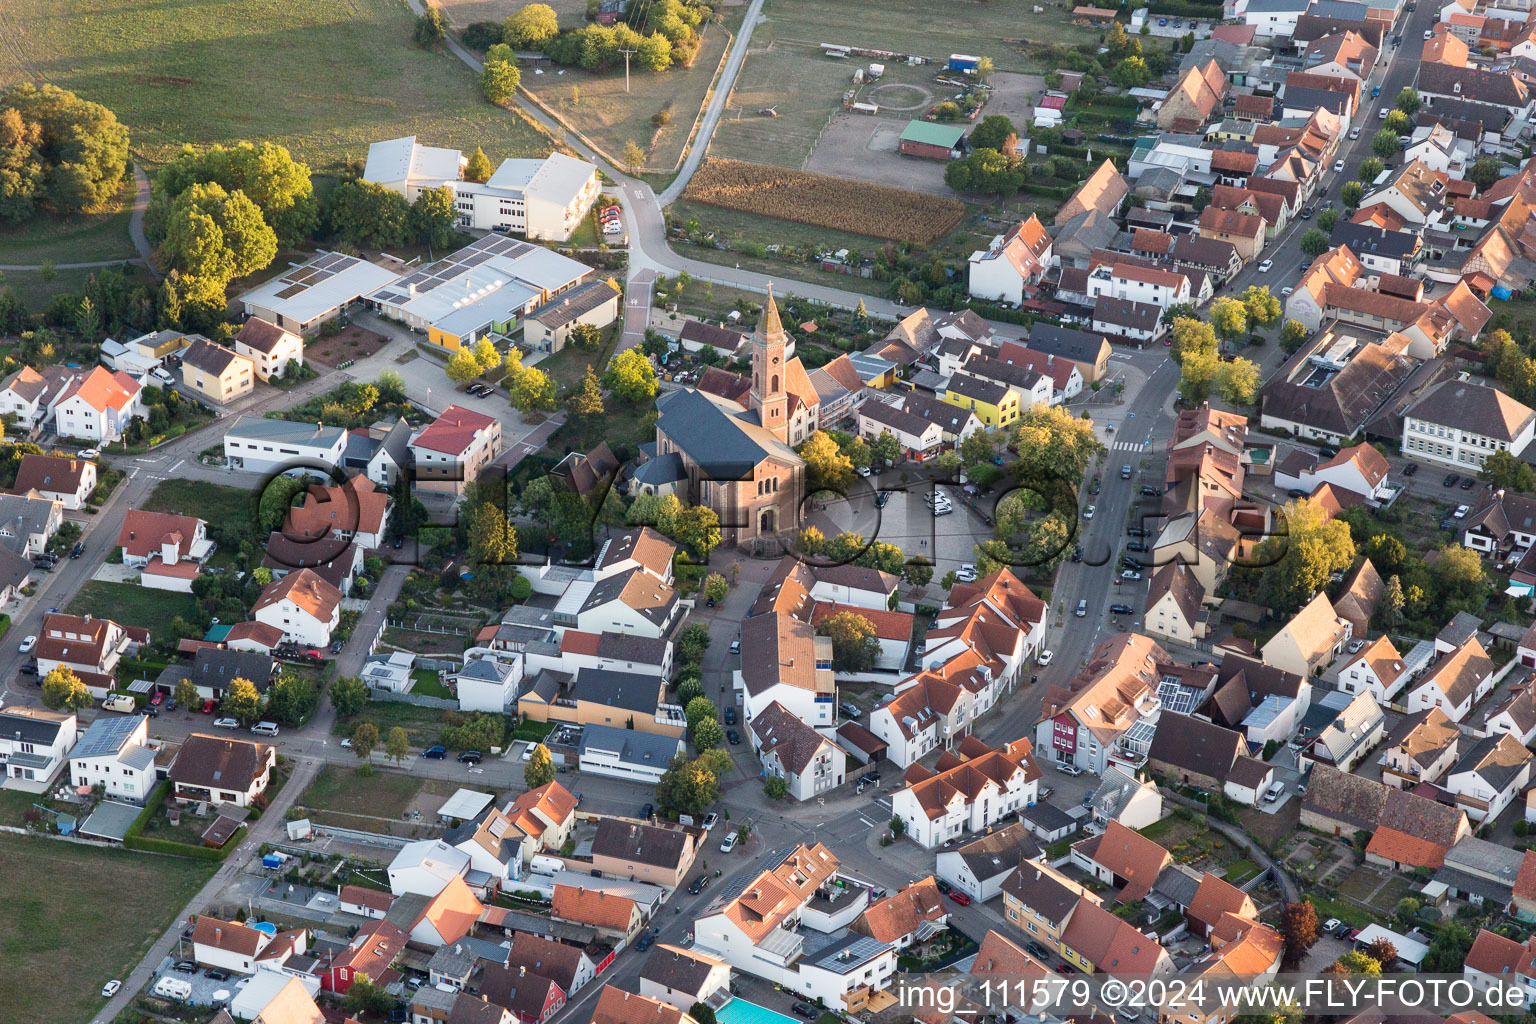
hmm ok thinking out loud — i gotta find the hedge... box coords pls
[0,612,13,641]
[122,780,247,861]
[1145,1,1223,16]
[1020,182,1076,199]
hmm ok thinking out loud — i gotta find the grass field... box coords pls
[1,265,156,318]
[0,179,139,266]
[334,699,450,748]
[67,581,199,639]
[524,20,733,172]
[142,479,254,526]
[0,0,549,172]
[0,831,215,1024]
[302,763,426,818]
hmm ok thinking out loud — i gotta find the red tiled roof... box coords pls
[412,405,498,456]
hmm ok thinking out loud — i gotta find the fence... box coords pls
[369,689,459,710]
[308,824,412,850]
[387,619,472,636]
[415,656,463,672]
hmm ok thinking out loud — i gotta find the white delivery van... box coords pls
[102,695,136,713]
[1263,781,1285,803]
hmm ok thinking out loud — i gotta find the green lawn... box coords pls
[142,479,255,526]
[0,0,548,172]
[301,763,426,818]
[0,179,139,265]
[66,581,198,640]
[410,667,455,699]
[0,831,215,1024]
[334,700,449,748]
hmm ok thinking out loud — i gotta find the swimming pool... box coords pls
[716,998,804,1024]
[251,922,277,936]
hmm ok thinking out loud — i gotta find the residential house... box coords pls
[967,216,1052,306]
[1055,160,1130,226]
[337,885,394,920]
[1157,60,1228,130]
[1333,558,1386,637]
[12,453,95,510]
[576,725,684,784]
[234,318,304,383]
[1299,687,1386,773]
[69,714,157,804]
[117,508,214,592]
[1198,206,1266,263]
[855,400,944,460]
[411,405,503,498]
[1259,323,1419,445]
[171,732,275,807]
[591,988,697,1024]
[1000,860,1099,949]
[941,372,1020,428]
[0,364,70,435]
[889,737,1041,849]
[1224,755,1276,807]
[192,917,301,975]
[1035,633,1170,775]
[1187,873,1258,938]
[34,612,147,695]
[1145,563,1208,644]
[51,366,144,442]
[1404,380,1536,470]
[402,875,484,946]
[1364,786,1472,872]
[221,417,349,476]
[1058,898,1174,980]
[935,822,1042,901]
[1071,820,1173,902]
[522,279,622,353]
[1338,635,1410,703]
[1261,591,1351,678]
[849,877,949,951]
[1445,733,1534,822]
[1484,683,1536,744]
[590,817,700,891]
[1405,637,1495,721]
[506,930,599,998]
[318,919,407,994]
[993,341,1085,402]
[553,884,643,942]
[639,946,730,1011]
[252,569,343,646]
[1024,325,1112,383]
[280,475,392,550]
[181,337,255,405]
[0,707,77,793]
[1088,766,1164,830]
[750,701,846,801]
[388,838,471,897]
[1145,714,1245,789]
[478,965,564,1024]
[156,648,279,701]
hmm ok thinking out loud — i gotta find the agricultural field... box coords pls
[0,0,548,172]
[709,0,1100,166]
[0,832,215,1024]
[523,19,734,173]
[682,159,964,243]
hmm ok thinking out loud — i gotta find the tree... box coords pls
[507,365,558,413]
[1179,347,1221,404]
[1111,56,1152,88]
[414,6,447,47]
[1383,110,1409,134]
[703,572,729,603]
[1279,901,1320,964]
[465,146,494,183]
[692,1004,718,1024]
[1208,297,1249,345]
[889,814,906,837]
[693,717,723,750]
[1423,923,1474,973]
[1299,229,1330,258]
[969,114,1018,152]
[568,322,602,349]
[384,725,410,766]
[1432,544,1485,599]
[903,555,934,587]
[1358,157,1383,181]
[0,84,130,220]
[870,430,901,467]
[75,295,100,341]
[623,141,646,175]
[974,56,995,81]
[1010,404,1104,494]
[1253,499,1356,610]
[342,976,394,1017]
[410,186,458,250]
[265,672,318,725]
[174,678,200,711]
[1318,208,1339,231]
[160,181,278,286]
[468,501,518,564]
[1482,449,1536,492]
[481,51,523,103]
[1335,951,1382,975]
[252,567,273,586]
[326,179,411,249]
[1341,181,1365,209]
[669,504,721,559]
[1170,317,1219,364]
[1279,319,1310,354]
[603,348,659,403]
[352,720,379,760]
[654,755,721,817]
[1371,129,1399,159]
[1469,157,1502,192]
[801,430,855,493]
[798,526,826,555]
[40,667,90,711]
[222,677,263,723]
[1378,574,1405,630]
[257,472,310,531]
[1217,358,1261,405]
[1241,285,1281,328]
[148,139,317,247]
[944,148,1027,195]
[1363,938,1398,970]
[472,337,502,374]
[637,32,673,71]
[445,348,482,386]
[504,3,561,48]
[568,365,605,421]
[1396,87,1421,115]
[525,743,556,788]
[817,610,881,673]
[677,622,711,666]
[331,675,369,716]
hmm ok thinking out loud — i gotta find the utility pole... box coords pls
[619,47,637,92]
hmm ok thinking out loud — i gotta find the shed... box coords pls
[438,788,496,823]
[1354,923,1428,968]
[899,121,967,160]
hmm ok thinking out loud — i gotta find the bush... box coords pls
[461,21,503,50]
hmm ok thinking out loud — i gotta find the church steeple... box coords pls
[750,283,789,442]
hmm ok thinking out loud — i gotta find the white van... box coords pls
[102,694,136,713]
[250,721,280,736]
[1263,781,1285,803]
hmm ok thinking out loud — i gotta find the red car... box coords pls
[201,700,217,714]
[150,693,163,706]
[946,890,972,906]
[1055,962,1078,975]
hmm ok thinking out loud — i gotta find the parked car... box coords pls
[102,980,122,997]
[636,931,655,951]
[724,706,737,725]
[18,635,35,654]
[423,746,447,759]
[1038,649,1054,666]
[173,961,198,974]
[640,802,654,818]
[70,541,83,558]
[1454,504,1470,519]
[458,751,482,764]
[1333,159,1345,173]
[1121,570,1142,580]
[1110,603,1135,615]
[330,640,345,654]
[729,640,740,654]
[1056,763,1083,776]
[142,705,159,717]
[1056,962,1079,975]
[858,771,881,786]
[213,717,240,729]
[1026,941,1053,960]
[688,874,710,895]
[1126,541,1148,552]
[954,563,978,583]
[205,969,230,982]
[200,699,216,713]
[1348,639,1367,654]
[701,812,719,831]
[1082,504,1095,520]
[720,832,738,853]
[1443,473,1459,487]
[1139,485,1163,497]
[1461,476,1476,490]
[1121,464,1133,478]
[947,890,973,905]
[726,728,741,745]
[1258,259,1273,273]
[792,1005,818,1020]
[79,448,100,460]
[838,700,861,719]
[1403,463,1418,476]
[935,878,953,894]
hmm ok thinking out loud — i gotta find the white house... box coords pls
[454,653,524,714]
[223,416,349,476]
[1085,262,1192,309]
[1444,733,1534,823]
[70,714,157,804]
[890,739,1040,849]
[1484,685,1536,746]
[1337,636,1410,704]
[967,216,1052,305]
[192,917,280,975]
[0,707,77,793]
[934,822,1041,901]
[337,885,394,920]
[1405,639,1495,722]
[364,138,601,243]
[0,365,69,435]
[233,317,305,382]
[749,702,847,801]
[639,946,731,1011]
[1295,443,1394,504]
[1224,755,1276,807]
[252,568,343,646]
[169,733,275,808]
[409,405,504,498]
[12,453,95,511]
[577,724,684,785]
[117,508,214,593]
[738,614,837,728]
[1404,380,1536,471]
[1087,765,1163,830]
[388,839,472,897]
[857,400,945,461]
[50,366,144,443]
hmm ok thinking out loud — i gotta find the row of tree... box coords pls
[0,84,130,223]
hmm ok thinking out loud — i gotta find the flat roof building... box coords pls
[240,252,401,335]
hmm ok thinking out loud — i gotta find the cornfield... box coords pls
[682,159,965,245]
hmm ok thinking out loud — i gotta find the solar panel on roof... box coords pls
[457,251,493,268]
[275,284,307,299]
[1157,679,1197,715]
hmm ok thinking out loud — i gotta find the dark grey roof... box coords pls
[630,451,686,487]
[181,337,242,375]
[0,709,66,745]
[1147,714,1244,778]
[1452,734,1532,793]
[1026,324,1111,365]
[641,945,719,995]
[1151,863,1204,909]
[591,817,691,869]
[1432,865,1513,906]
[1294,14,1384,46]
[1283,86,1351,115]
[1021,801,1078,834]
[1000,863,1080,923]
[159,648,277,695]
[428,942,479,979]
[861,398,942,438]
[945,371,1010,406]
[903,392,980,432]
[1329,222,1421,261]
[578,723,681,768]
[568,667,662,714]
[1170,233,1239,270]
[595,631,670,665]
[0,547,32,593]
[1438,611,1485,649]
[1417,63,1529,109]
[952,822,1041,881]
[228,415,348,447]
[1093,296,1162,333]
[526,280,618,328]
[0,492,59,557]
[578,568,677,628]
[1409,380,1536,442]
[655,388,793,479]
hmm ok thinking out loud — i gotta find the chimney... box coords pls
[215,927,222,943]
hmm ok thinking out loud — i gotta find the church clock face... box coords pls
[773,356,779,365]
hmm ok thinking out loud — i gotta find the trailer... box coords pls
[868,62,885,79]
[948,54,981,72]
[821,43,851,58]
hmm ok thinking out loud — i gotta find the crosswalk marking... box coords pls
[1112,440,1149,451]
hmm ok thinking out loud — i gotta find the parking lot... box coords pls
[148,954,246,1010]
[803,471,995,582]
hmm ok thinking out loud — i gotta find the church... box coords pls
[650,287,810,547]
